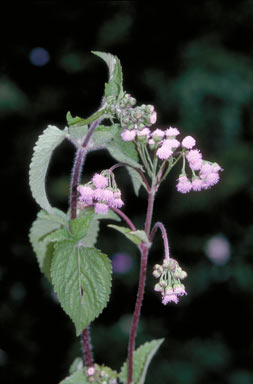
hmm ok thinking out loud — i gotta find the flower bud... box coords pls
[129,97,136,106]
[159,280,167,288]
[153,270,161,278]
[179,270,188,279]
[154,283,162,292]
[165,286,173,295]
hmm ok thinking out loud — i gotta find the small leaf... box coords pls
[107,130,141,169]
[29,125,66,213]
[66,111,84,126]
[51,243,112,335]
[29,211,64,280]
[69,357,84,375]
[60,369,89,384]
[119,339,164,384]
[66,109,106,127]
[92,51,123,99]
[108,225,148,246]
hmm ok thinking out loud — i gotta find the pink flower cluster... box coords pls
[153,259,187,305]
[77,172,124,214]
[177,159,222,193]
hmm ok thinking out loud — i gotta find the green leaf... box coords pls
[66,109,106,127]
[29,125,66,213]
[107,130,141,169]
[51,243,112,335]
[29,211,64,280]
[92,51,123,99]
[89,124,119,149]
[70,209,95,241]
[69,358,84,375]
[119,339,164,384]
[60,369,89,384]
[108,225,149,246]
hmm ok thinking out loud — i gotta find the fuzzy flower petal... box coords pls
[165,127,180,137]
[162,294,179,305]
[176,175,192,193]
[156,145,173,160]
[77,185,94,205]
[94,202,109,214]
[121,129,136,142]
[182,136,196,149]
[92,173,108,189]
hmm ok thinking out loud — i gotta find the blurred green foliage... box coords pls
[1,2,253,384]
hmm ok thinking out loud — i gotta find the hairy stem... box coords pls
[70,118,102,366]
[112,208,136,231]
[127,185,156,384]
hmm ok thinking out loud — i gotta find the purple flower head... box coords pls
[152,129,164,141]
[192,178,203,191]
[200,163,213,175]
[182,136,196,149]
[165,127,180,137]
[109,197,124,209]
[93,188,105,201]
[121,129,136,142]
[205,172,220,186]
[92,173,108,189]
[163,138,180,150]
[176,175,192,193]
[162,294,179,305]
[94,202,109,215]
[186,149,202,163]
[102,189,114,203]
[173,284,187,296]
[77,185,94,205]
[156,144,173,160]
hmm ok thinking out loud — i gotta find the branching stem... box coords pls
[150,222,170,260]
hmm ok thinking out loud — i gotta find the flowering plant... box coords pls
[29,52,222,384]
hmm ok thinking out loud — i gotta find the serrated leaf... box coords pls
[29,125,66,213]
[108,225,148,246]
[51,243,112,335]
[60,369,89,384]
[29,211,63,280]
[119,339,164,384]
[92,51,123,99]
[89,124,119,149]
[107,130,141,169]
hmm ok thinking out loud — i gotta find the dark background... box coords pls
[1,1,253,383]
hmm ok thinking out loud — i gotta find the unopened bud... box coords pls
[165,286,173,295]
[146,104,155,113]
[129,97,136,106]
[179,270,188,279]
[153,270,161,278]
[154,283,162,292]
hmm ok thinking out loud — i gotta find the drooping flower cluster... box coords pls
[153,258,187,305]
[86,364,117,384]
[77,171,124,215]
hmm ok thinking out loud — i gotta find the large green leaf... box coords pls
[119,339,164,384]
[107,130,141,169]
[29,210,67,280]
[108,225,149,246]
[92,51,123,99]
[51,242,112,335]
[29,125,66,213]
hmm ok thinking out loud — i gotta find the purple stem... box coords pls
[111,207,137,231]
[70,118,102,367]
[150,222,170,260]
[127,186,156,384]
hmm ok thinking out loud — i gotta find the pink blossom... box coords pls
[182,136,196,149]
[109,198,124,209]
[92,173,108,189]
[94,202,109,214]
[77,185,94,205]
[156,144,173,160]
[150,111,157,124]
[176,175,192,193]
[121,129,136,142]
[113,190,121,199]
[87,367,95,376]
[137,128,150,138]
[162,294,179,305]
[165,127,180,137]
[163,138,180,149]
[192,178,203,191]
[152,129,164,141]
[186,149,202,163]
[200,163,213,175]
[93,188,105,201]
[190,159,203,171]
[205,172,220,186]
[102,189,114,202]
[173,285,187,296]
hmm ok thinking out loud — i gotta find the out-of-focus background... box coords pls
[1,2,253,383]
